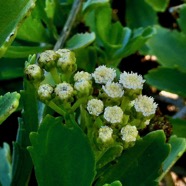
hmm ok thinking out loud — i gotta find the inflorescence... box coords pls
[25,49,158,150]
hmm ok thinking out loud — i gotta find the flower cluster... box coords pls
[25,49,158,150]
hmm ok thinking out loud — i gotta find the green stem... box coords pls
[50,67,61,84]
[71,97,87,112]
[48,101,66,116]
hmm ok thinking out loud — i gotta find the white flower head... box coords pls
[74,71,92,82]
[74,80,92,95]
[134,95,158,116]
[38,84,53,101]
[144,119,150,125]
[104,106,123,124]
[92,65,116,84]
[119,71,145,90]
[87,99,104,116]
[102,82,124,98]
[55,82,74,100]
[98,126,113,142]
[121,125,138,142]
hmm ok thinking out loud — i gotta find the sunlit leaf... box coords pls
[145,0,170,12]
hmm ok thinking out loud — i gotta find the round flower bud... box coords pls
[74,71,92,82]
[54,82,74,100]
[74,80,92,96]
[98,126,113,142]
[121,125,138,142]
[92,65,116,84]
[38,50,59,71]
[87,99,104,116]
[38,84,53,102]
[24,64,44,82]
[102,82,124,98]
[56,49,77,73]
[119,71,145,90]
[134,95,158,117]
[104,106,123,124]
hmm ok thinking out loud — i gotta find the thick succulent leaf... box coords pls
[83,0,109,13]
[177,4,186,35]
[11,80,38,185]
[95,130,170,186]
[159,136,186,181]
[0,0,36,57]
[66,32,96,50]
[125,0,158,28]
[145,0,170,12]
[146,26,186,71]
[145,67,186,97]
[169,118,186,138]
[0,58,25,80]
[0,92,20,125]
[4,45,52,58]
[28,115,96,186]
[0,143,12,186]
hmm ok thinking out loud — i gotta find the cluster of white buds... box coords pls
[25,49,158,150]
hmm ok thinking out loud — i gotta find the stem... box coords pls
[54,0,84,50]
[50,67,61,84]
[48,101,66,116]
[71,97,87,112]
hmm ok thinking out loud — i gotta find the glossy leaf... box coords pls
[147,26,186,71]
[126,0,157,28]
[66,32,96,50]
[0,92,20,125]
[159,136,186,181]
[95,130,170,186]
[169,118,186,138]
[0,143,12,186]
[11,80,38,185]
[0,58,25,80]
[28,115,96,186]
[145,67,186,97]
[177,4,186,35]
[0,0,36,57]
[4,45,52,58]
[145,0,170,12]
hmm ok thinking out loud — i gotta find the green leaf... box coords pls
[145,0,170,12]
[177,4,186,35]
[145,67,186,97]
[66,32,96,50]
[95,130,170,186]
[126,0,158,28]
[159,136,186,181]
[0,0,36,57]
[11,80,38,185]
[0,92,20,125]
[103,180,122,186]
[169,118,186,138]
[147,26,186,71]
[28,115,96,186]
[0,58,25,80]
[0,143,12,186]
[4,45,52,58]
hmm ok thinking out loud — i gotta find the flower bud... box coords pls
[38,84,54,102]
[74,71,92,82]
[74,80,92,96]
[56,49,77,73]
[38,50,59,71]
[54,82,74,101]
[121,125,138,142]
[87,99,104,116]
[104,106,123,124]
[98,126,113,142]
[24,64,44,82]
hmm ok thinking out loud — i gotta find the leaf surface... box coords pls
[145,67,186,97]
[95,130,170,186]
[28,115,96,186]
[0,92,20,125]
